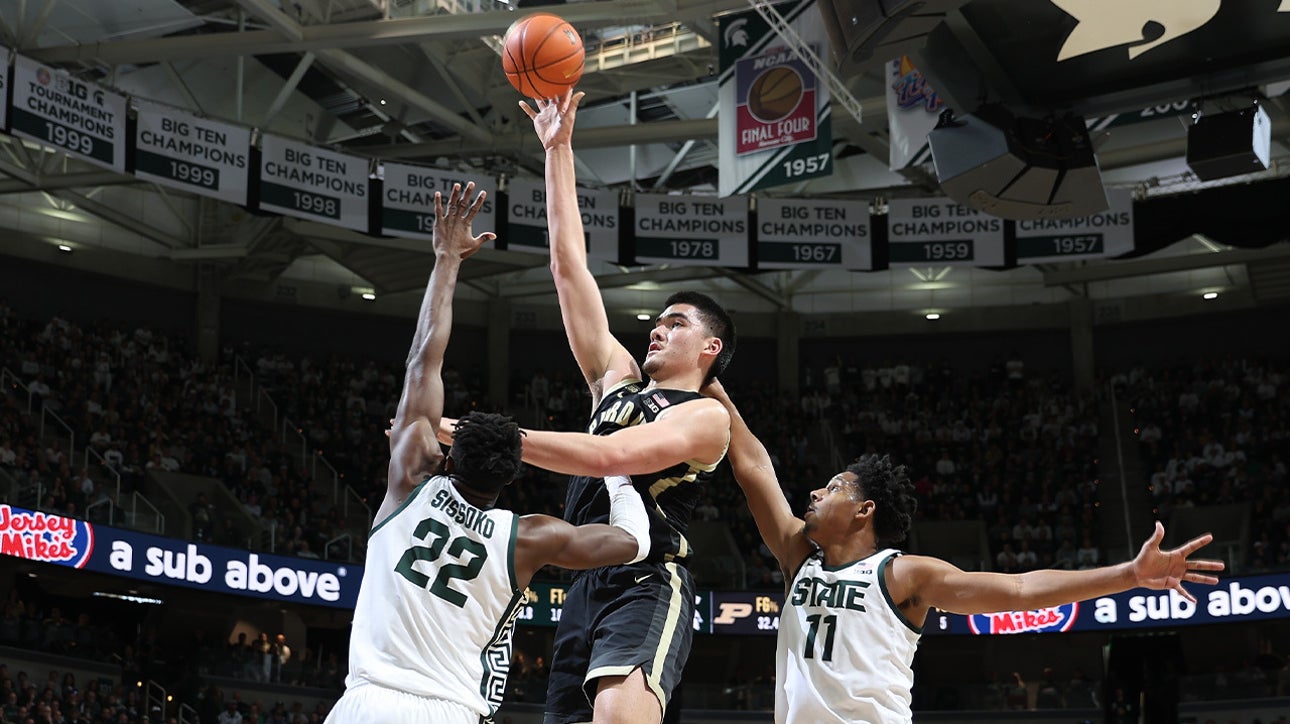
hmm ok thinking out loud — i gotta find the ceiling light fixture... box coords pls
[57,244,72,252]
[361,292,377,301]
[1202,292,1218,300]
[636,313,650,321]
[925,313,941,321]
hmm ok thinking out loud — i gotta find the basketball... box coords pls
[502,13,585,99]
[748,66,803,122]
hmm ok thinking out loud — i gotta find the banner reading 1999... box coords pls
[505,178,619,260]
[381,163,495,241]
[10,54,128,172]
[757,198,871,270]
[634,193,749,267]
[134,101,251,206]
[887,198,1004,266]
[260,134,369,232]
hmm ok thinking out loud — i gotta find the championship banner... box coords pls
[259,134,369,232]
[505,177,619,260]
[718,1,833,197]
[134,101,251,205]
[887,198,1004,267]
[757,198,871,269]
[0,504,358,609]
[1016,187,1135,263]
[885,55,946,170]
[633,193,749,267]
[381,163,496,241]
[10,54,128,172]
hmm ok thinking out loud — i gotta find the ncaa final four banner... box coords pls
[10,54,128,172]
[885,56,948,171]
[717,1,832,197]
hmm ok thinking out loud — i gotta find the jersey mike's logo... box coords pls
[967,603,1079,635]
[0,505,94,568]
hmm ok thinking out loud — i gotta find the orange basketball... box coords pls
[748,66,803,122]
[502,13,585,99]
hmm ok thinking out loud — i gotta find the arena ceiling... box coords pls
[1,0,1289,322]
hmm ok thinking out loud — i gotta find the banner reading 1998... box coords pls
[1015,187,1135,263]
[260,134,369,232]
[381,163,495,241]
[887,198,1004,267]
[10,54,128,172]
[505,178,619,260]
[134,102,251,206]
[757,198,871,270]
[634,193,749,267]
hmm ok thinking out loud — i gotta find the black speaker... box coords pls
[927,105,1108,220]
[816,0,966,74]
[1186,105,1271,181]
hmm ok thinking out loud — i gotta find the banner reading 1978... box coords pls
[757,198,871,270]
[887,198,1005,267]
[1015,187,1135,263]
[260,134,369,232]
[10,54,128,172]
[381,163,495,242]
[505,178,619,260]
[134,101,251,206]
[634,193,749,267]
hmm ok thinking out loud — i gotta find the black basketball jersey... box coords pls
[564,379,724,564]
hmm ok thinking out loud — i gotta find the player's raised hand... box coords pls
[433,182,496,260]
[1131,521,1225,603]
[520,88,585,151]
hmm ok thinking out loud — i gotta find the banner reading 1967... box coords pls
[505,178,619,260]
[1015,187,1135,263]
[10,54,128,172]
[381,163,495,242]
[260,134,369,232]
[634,193,749,267]
[887,198,1005,267]
[134,101,251,206]
[757,198,871,270]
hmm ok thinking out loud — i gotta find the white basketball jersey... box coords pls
[776,548,922,724]
[346,476,524,720]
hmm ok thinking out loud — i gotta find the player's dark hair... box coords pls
[846,455,917,546]
[664,290,736,383]
[450,412,524,494]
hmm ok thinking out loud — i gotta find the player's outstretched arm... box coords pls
[703,380,813,574]
[520,89,638,395]
[514,476,651,584]
[382,183,495,526]
[890,521,1224,626]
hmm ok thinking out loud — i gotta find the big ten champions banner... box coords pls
[718,1,832,197]
[1016,186,1135,263]
[505,177,619,260]
[887,198,1004,266]
[259,134,369,232]
[885,55,947,170]
[134,101,251,205]
[634,193,749,267]
[381,163,496,241]
[11,55,128,172]
[757,197,871,270]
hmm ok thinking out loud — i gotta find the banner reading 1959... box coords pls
[887,198,1005,267]
[381,163,495,242]
[505,178,619,260]
[634,193,749,267]
[757,198,871,270]
[10,54,128,172]
[1015,187,1135,263]
[134,101,251,206]
[259,134,369,232]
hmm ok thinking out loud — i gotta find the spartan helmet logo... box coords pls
[724,17,750,47]
[1051,0,1222,61]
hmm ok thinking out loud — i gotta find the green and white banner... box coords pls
[505,177,619,260]
[718,1,832,197]
[1016,187,1134,263]
[888,198,1005,267]
[382,163,496,241]
[757,198,871,269]
[11,54,128,172]
[634,193,749,267]
[259,134,369,232]
[134,101,251,205]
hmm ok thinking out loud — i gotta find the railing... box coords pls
[344,485,371,534]
[0,367,34,413]
[85,496,114,524]
[325,532,353,561]
[145,681,167,720]
[129,491,165,534]
[178,702,198,724]
[84,445,124,521]
[39,405,76,464]
[1107,384,1135,561]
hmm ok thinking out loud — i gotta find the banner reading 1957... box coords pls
[505,178,619,260]
[1015,187,1135,263]
[381,163,495,242]
[10,54,128,172]
[634,193,749,267]
[757,198,871,270]
[259,134,369,232]
[887,198,1005,267]
[134,102,251,206]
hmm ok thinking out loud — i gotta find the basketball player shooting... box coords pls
[327,183,654,724]
[703,378,1225,724]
